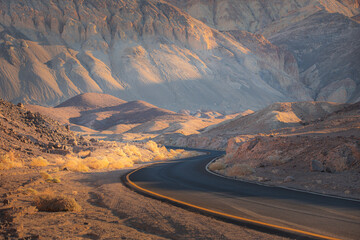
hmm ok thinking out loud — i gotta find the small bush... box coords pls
[226,164,255,177]
[208,161,226,171]
[62,156,89,172]
[123,144,142,157]
[85,157,109,170]
[0,151,23,170]
[30,156,49,167]
[34,194,81,212]
[40,171,53,181]
[51,178,61,183]
[26,188,38,195]
[40,171,60,183]
[145,140,160,153]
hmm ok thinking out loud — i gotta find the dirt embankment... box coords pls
[208,102,360,199]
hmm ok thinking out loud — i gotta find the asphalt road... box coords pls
[125,149,360,240]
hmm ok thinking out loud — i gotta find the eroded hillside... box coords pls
[0,0,317,112]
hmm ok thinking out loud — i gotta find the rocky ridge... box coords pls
[165,0,360,103]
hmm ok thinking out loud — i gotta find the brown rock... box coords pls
[310,159,324,172]
[284,176,295,183]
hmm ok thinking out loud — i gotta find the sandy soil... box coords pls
[0,165,285,240]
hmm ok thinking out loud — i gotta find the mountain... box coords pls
[165,0,360,103]
[203,101,345,137]
[165,0,360,32]
[0,0,358,112]
[26,93,235,141]
[161,101,352,149]
[268,11,360,103]
[0,0,317,112]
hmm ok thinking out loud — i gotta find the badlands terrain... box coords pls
[0,0,359,112]
[0,0,359,239]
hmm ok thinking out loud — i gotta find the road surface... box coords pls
[124,149,360,240]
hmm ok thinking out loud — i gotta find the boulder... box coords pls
[310,159,324,172]
[284,176,295,183]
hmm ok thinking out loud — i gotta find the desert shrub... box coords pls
[62,155,89,172]
[85,157,109,170]
[40,172,60,183]
[51,178,61,183]
[114,148,127,157]
[208,161,226,171]
[226,164,255,177]
[40,171,53,181]
[25,188,38,195]
[34,194,81,212]
[0,151,23,170]
[153,153,166,161]
[108,159,132,169]
[145,140,160,153]
[30,156,49,167]
[55,141,196,172]
[123,144,142,157]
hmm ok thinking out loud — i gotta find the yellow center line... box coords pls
[125,163,341,240]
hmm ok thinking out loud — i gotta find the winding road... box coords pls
[123,148,360,240]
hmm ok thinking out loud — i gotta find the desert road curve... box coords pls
[123,148,360,240]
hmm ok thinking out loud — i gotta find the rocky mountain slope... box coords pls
[268,11,360,103]
[0,0,317,112]
[203,101,345,137]
[166,0,360,32]
[166,0,360,104]
[159,101,350,149]
[0,98,94,159]
[207,101,360,198]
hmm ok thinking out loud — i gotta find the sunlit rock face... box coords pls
[165,0,360,104]
[0,0,314,112]
[268,11,360,103]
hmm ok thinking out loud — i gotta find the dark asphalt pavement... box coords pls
[126,149,360,239]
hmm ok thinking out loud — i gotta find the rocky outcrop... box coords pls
[269,11,360,103]
[0,98,94,156]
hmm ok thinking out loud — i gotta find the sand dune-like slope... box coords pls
[55,93,126,110]
[27,93,233,139]
[26,93,127,125]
